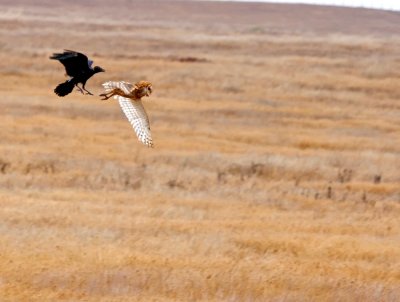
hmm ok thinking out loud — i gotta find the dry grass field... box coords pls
[1,0,400,301]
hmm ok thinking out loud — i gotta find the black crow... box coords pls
[50,50,105,97]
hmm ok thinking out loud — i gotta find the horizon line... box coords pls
[194,0,400,12]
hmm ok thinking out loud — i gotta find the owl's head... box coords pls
[134,81,153,98]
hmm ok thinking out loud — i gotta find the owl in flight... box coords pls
[100,81,154,147]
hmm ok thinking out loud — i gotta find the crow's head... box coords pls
[93,66,105,73]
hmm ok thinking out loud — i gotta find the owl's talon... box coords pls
[99,93,109,100]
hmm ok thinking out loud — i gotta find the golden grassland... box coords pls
[0,1,400,300]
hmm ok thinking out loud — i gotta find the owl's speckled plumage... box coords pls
[100,81,154,147]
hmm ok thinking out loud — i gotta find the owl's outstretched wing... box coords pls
[117,96,153,147]
[102,81,133,95]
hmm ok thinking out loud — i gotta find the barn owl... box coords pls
[100,81,153,147]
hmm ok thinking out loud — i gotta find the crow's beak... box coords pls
[100,68,105,72]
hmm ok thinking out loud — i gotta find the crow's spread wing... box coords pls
[117,96,153,147]
[50,50,91,77]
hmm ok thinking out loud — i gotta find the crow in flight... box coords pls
[50,50,105,97]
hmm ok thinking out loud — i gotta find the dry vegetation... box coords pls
[0,0,400,301]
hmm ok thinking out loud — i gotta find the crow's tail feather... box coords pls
[54,80,74,97]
